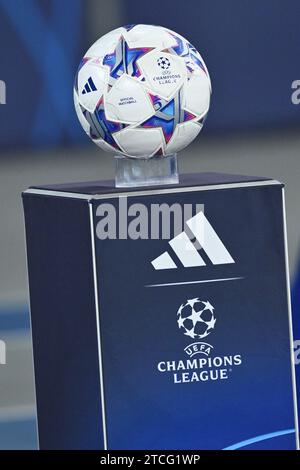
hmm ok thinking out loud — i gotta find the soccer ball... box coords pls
[177,299,216,340]
[74,24,211,158]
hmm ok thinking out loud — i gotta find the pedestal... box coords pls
[22,173,299,450]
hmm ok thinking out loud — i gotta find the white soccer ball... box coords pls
[74,24,211,158]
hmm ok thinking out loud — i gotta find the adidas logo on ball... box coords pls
[82,77,97,95]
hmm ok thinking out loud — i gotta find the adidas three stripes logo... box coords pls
[82,77,97,94]
[151,211,235,270]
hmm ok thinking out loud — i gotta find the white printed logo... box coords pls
[178,298,216,358]
[177,298,216,340]
[156,297,242,383]
[151,211,235,269]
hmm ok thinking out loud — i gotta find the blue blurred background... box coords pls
[0,0,299,449]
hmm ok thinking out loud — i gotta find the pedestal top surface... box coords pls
[26,172,276,197]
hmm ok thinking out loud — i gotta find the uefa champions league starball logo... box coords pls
[157,56,171,70]
[177,298,216,340]
[157,299,242,383]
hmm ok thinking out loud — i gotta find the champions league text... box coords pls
[157,354,242,384]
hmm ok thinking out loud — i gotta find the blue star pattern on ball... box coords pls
[123,24,137,32]
[168,34,207,74]
[103,35,153,86]
[80,99,125,150]
[140,90,197,144]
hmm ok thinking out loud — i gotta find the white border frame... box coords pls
[89,203,108,450]
[282,187,299,449]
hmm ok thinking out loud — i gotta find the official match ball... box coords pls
[177,299,216,340]
[74,24,211,158]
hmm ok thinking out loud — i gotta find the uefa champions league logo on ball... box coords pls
[157,56,171,70]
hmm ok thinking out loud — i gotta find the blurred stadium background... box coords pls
[0,0,300,449]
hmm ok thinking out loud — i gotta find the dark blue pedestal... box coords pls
[22,173,298,450]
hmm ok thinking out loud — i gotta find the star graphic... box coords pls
[186,298,199,308]
[202,301,214,313]
[103,35,153,87]
[140,89,197,145]
[188,308,203,326]
[167,34,207,74]
[206,317,217,331]
[177,303,185,315]
[177,316,185,328]
[81,98,125,149]
[123,24,136,32]
[184,328,196,339]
